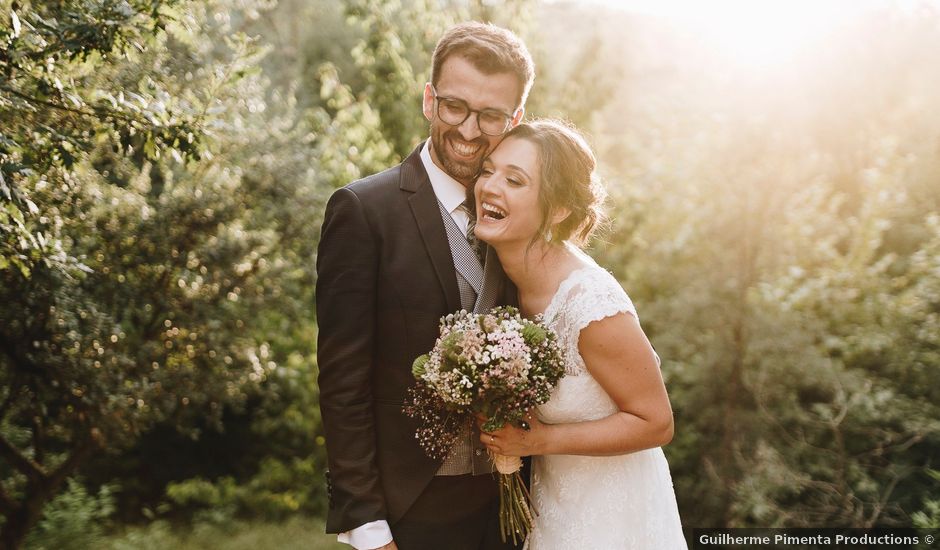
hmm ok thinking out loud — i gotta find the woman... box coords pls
[473,120,687,549]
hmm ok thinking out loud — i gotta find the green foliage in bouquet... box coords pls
[406,306,565,455]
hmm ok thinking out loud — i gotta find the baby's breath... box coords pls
[404,306,566,457]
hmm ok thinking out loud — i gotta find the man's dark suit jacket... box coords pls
[316,142,516,534]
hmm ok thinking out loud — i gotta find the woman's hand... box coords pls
[478,414,549,457]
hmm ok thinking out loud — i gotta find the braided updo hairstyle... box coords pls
[502,119,607,248]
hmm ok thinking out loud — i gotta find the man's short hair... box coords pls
[431,21,535,109]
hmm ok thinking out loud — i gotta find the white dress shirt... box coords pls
[421,140,471,236]
[337,140,469,550]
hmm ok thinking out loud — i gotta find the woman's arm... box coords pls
[481,311,674,457]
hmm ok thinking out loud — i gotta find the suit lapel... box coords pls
[403,145,462,314]
[479,244,520,312]
[474,245,501,313]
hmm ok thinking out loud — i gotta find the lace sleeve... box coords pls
[551,267,638,375]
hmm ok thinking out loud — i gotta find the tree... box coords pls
[0,0,300,545]
[590,5,940,527]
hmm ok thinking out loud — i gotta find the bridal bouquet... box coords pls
[404,306,565,544]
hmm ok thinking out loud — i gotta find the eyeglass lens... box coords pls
[437,98,510,136]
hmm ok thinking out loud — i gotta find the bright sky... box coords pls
[575,0,936,66]
[581,0,928,17]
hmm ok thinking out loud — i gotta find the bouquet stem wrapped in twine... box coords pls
[493,452,521,475]
[491,451,535,545]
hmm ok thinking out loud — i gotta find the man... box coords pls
[316,22,535,550]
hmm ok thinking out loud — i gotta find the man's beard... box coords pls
[431,128,488,183]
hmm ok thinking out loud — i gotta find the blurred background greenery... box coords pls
[1,0,938,547]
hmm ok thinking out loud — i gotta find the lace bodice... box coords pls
[525,256,687,550]
[537,265,638,424]
[543,265,638,376]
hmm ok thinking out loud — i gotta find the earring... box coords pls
[544,228,553,242]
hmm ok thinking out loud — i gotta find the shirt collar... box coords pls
[420,140,467,214]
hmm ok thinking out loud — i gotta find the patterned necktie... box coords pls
[462,202,485,266]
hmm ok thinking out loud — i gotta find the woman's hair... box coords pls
[503,119,607,248]
[431,22,535,108]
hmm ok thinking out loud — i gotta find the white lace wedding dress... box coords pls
[525,255,687,550]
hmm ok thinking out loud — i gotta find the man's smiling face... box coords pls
[423,55,522,186]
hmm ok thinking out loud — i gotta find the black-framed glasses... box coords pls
[429,85,517,136]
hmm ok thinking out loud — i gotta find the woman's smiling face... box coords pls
[473,136,544,247]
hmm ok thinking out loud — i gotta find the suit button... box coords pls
[475,449,483,456]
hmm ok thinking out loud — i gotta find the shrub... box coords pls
[24,479,115,550]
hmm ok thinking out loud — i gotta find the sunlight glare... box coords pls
[585,0,930,68]
[683,1,844,67]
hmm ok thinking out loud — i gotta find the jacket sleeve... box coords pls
[316,186,386,533]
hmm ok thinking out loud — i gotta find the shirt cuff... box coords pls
[337,520,393,549]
